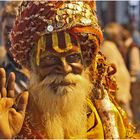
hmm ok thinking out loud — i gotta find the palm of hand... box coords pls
[0,68,28,138]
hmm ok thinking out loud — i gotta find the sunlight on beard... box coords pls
[29,69,93,138]
[29,69,92,112]
[29,70,92,108]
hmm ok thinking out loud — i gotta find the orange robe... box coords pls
[15,98,137,139]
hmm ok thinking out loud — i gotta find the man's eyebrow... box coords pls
[40,49,81,58]
[40,52,58,58]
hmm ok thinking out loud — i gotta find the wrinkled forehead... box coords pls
[43,31,80,54]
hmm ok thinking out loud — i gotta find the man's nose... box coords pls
[61,57,72,74]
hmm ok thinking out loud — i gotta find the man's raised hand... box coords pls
[0,68,29,138]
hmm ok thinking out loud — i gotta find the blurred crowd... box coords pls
[102,22,140,130]
[0,1,140,131]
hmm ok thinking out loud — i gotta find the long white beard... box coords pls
[29,70,92,138]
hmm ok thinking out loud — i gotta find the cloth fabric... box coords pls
[101,40,133,120]
[15,98,134,139]
[101,41,131,104]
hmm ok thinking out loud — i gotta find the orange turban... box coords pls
[10,1,103,68]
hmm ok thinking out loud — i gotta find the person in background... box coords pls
[102,23,126,58]
[122,25,140,129]
[0,1,29,94]
[121,25,140,82]
[101,22,132,120]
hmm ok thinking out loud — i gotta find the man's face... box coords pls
[29,39,92,138]
[33,31,85,81]
[30,33,91,96]
[35,44,84,81]
[2,17,15,51]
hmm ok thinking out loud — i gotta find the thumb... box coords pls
[16,91,29,115]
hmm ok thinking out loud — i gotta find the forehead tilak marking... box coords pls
[36,35,46,66]
[52,32,79,53]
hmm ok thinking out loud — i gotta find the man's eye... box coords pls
[66,53,81,63]
[46,55,60,63]
[40,55,60,66]
[46,56,56,61]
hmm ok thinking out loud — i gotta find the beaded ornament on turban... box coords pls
[10,1,103,68]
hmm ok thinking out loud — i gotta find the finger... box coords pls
[13,93,21,109]
[16,91,29,114]
[5,98,15,108]
[0,68,6,89]
[8,108,17,116]
[7,72,15,98]
[1,87,7,97]
[0,98,14,111]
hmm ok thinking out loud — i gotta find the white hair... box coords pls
[28,57,93,138]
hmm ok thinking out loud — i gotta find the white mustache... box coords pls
[40,73,83,87]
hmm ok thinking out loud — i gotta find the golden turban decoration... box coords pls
[10,1,103,68]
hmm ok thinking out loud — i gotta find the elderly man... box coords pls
[0,1,137,139]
